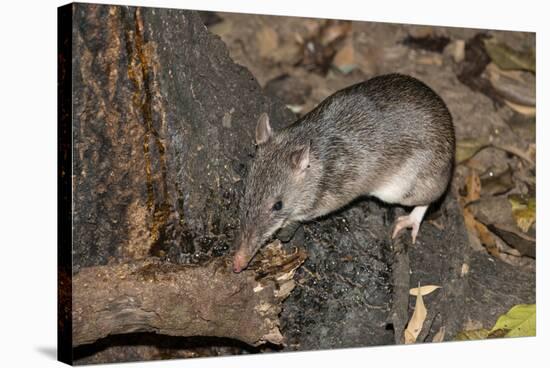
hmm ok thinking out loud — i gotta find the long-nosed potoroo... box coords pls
[233,73,455,273]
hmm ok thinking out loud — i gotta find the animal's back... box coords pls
[305,74,453,150]
[284,73,455,210]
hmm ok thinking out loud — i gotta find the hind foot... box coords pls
[391,205,429,244]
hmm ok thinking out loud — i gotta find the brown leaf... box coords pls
[409,285,441,296]
[416,54,443,66]
[476,221,499,257]
[461,263,470,277]
[485,63,535,107]
[449,39,465,63]
[404,286,428,344]
[432,326,446,342]
[465,171,481,204]
[505,100,536,117]
[462,207,478,235]
[332,41,356,74]
[320,21,351,46]
[463,208,499,257]
[257,26,279,59]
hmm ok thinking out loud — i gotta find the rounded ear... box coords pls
[291,141,310,172]
[255,113,272,145]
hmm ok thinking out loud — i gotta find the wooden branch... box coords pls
[73,242,306,347]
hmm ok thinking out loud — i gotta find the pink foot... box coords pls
[391,205,429,244]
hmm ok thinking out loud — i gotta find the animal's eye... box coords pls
[272,201,283,211]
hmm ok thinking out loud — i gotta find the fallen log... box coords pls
[73,242,306,347]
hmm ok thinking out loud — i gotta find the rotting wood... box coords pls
[73,242,306,347]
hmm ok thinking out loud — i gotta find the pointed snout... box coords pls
[233,228,263,273]
[233,231,252,273]
[232,250,249,273]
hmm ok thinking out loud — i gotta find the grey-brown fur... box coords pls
[233,73,455,272]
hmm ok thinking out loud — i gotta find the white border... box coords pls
[0,1,545,367]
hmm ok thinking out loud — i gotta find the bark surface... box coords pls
[73,244,306,348]
[72,4,294,271]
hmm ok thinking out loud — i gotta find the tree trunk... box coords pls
[70,4,294,271]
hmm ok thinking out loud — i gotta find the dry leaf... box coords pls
[409,285,441,296]
[465,171,481,204]
[505,100,536,117]
[462,207,478,236]
[461,263,470,277]
[451,39,465,63]
[404,287,428,344]
[321,21,351,46]
[465,195,535,257]
[257,26,279,58]
[476,221,499,257]
[483,38,536,73]
[432,326,446,342]
[466,227,485,252]
[416,54,443,66]
[463,208,499,257]
[508,194,536,233]
[332,41,356,74]
[485,63,535,107]
[403,329,416,344]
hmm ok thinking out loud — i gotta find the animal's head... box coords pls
[233,113,316,272]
